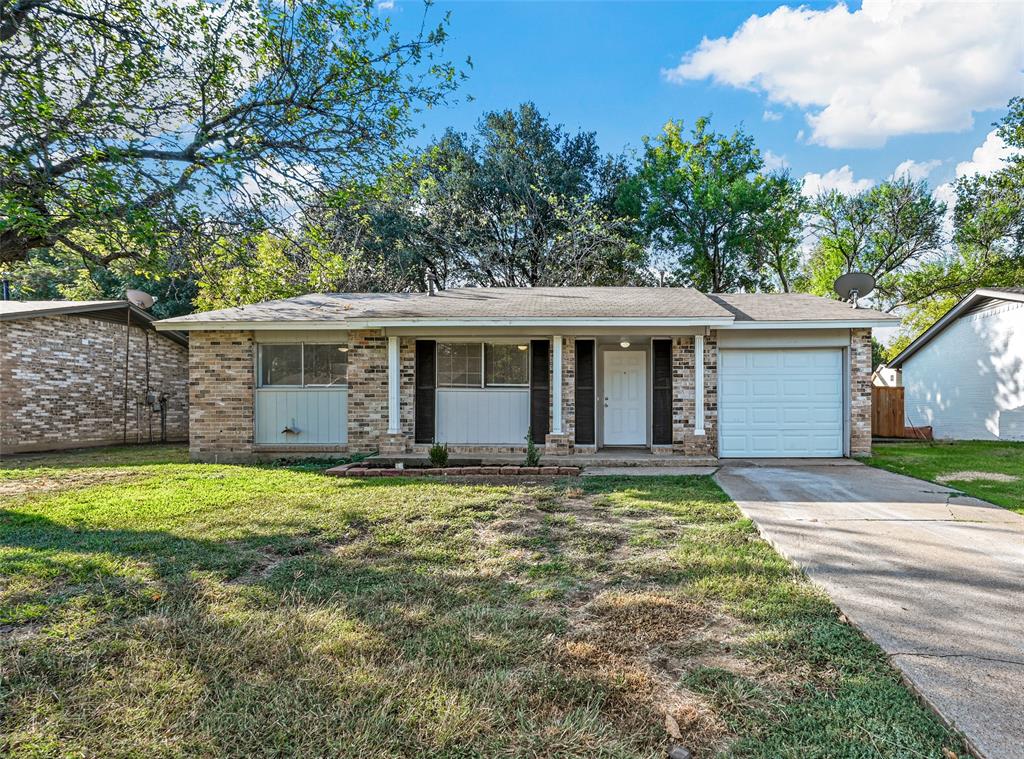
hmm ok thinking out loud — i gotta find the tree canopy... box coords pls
[0,0,460,273]
[620,118,803,292]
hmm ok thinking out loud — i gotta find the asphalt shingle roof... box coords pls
[708,292,898,322]
[159,287,733,323]
[157,287,896,328]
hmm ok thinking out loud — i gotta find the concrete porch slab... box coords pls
[366,451,719,469]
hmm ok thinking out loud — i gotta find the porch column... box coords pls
[387,335,400,434]
[694,334,706,436]
[552,335,563,434]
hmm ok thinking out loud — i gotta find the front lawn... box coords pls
[867,440,1024,515]
[1,446,963,757]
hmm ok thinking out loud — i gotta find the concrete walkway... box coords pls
[715,462,1024,759]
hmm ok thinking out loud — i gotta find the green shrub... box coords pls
[429,442,449,468]
[524,428,541,467]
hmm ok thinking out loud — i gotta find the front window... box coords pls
[437,342,483,387]
[485,343,529,386]
[259,344,347,387]
[436,342,529,388]
[303,344,348,386]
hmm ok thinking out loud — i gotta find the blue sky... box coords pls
[384,1,1022,195]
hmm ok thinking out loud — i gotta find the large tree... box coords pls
[801,177,946,309]
[0,0,459,274]
[307,102,648,291]
[621,118,801,292]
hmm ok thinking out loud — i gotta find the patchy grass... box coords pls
[0,446,964,757]
[867,441,1024,515]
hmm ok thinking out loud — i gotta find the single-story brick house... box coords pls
[1,300,189,454]
[154,287,896,463]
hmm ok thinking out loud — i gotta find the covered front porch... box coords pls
[379,327,718,459]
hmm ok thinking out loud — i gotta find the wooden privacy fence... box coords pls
[872,387,904,437]
[872,386,933,440]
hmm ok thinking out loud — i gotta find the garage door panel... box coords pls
[751,353,780,369]
[720,352,748,370]
[782,352,813,369]
[721,407,747,424]
[719,349,844,458]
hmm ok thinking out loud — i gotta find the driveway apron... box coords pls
[715,462,1024,759]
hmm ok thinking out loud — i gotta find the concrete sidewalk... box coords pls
[715,462,1024,759]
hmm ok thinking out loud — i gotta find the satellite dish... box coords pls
[833,272,875,308]
[125,289,155,310]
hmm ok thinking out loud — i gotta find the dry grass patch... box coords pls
[0,448,966,758]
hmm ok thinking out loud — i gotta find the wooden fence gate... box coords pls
[872,386,905,437]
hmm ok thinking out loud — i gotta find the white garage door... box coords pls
[719,349,844,457]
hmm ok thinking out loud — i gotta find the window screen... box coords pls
[436,343,483,387]
[303,344,348,386]
[485,343,529,385]
[260,344,302,386]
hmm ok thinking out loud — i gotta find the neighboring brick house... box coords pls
[154,288,894,463]
[0,300,189,454]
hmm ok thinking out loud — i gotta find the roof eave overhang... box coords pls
[154,316,737,331]
[718,319,898,330]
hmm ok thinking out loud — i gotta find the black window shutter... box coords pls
[574,340,595,444]
[415,340,436,444]
[529,339,550,444]
[652,339,672,445]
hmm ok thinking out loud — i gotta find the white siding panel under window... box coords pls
[719,348,844,457]
[903,300,1024,441]
[435,388,529,445]
[255,388,347,445]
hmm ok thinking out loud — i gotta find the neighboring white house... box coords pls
[888,288,1024,441]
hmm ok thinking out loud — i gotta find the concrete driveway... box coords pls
[715,461,1024,759]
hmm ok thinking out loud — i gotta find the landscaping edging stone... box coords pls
[325,463,581,478]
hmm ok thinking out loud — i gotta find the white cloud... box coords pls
[664,1,1024,148]
[761,149,789,171]
[762,109,783,122]
[376,0,395,9]
[801,165,874,197]
[954,129,1014,178]
[891,158,942,182]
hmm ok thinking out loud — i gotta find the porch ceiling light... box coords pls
[619,340,631,348]
[338,346,349,352]
[517,344,529,351]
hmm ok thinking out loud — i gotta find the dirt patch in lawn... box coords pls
[0,469,145,498]
[936,470,1019,484]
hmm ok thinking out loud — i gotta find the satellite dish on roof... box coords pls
[833,272,875,309]
[125,289,155,310]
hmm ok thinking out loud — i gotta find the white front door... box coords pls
[603,351,646,445]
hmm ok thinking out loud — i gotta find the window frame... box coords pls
[434,340,531,390]
[257,342,348,389]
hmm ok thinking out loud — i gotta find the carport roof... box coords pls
[0,300,188,346]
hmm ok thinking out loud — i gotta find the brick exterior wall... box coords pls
[346,330,390,451]
[670,334,718,457]
[188,331,253,462]
[850,327,873,457]
[0,314,188,454]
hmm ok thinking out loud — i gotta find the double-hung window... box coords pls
[436,342,529,388]
[258,343,348,387]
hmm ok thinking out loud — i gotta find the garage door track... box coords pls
[716,461,1024,759]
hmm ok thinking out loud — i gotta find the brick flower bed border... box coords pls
[325,463,581,478]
